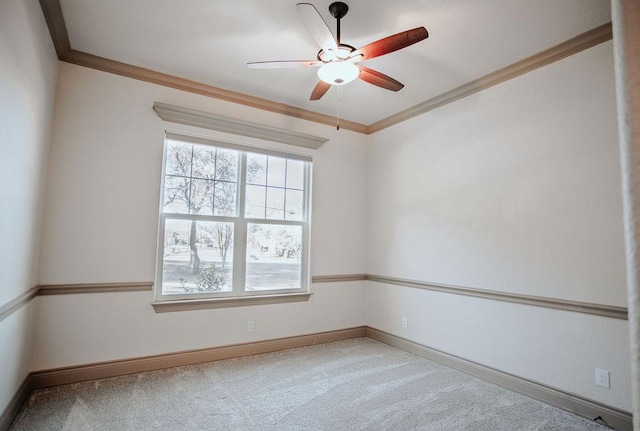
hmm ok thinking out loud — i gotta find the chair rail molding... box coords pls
[0,286,39,323]
[0,276,627,321]
[367,274,628,320]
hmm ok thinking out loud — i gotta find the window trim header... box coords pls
[165,132,312,163]
[154,102,328,150]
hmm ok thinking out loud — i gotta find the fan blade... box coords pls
[297,3,339,54]
[310,80,331,100]
[357,66,404,91]
[351,27,428,61]
[247,60,323,69]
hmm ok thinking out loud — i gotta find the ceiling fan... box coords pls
[247,2,428,101]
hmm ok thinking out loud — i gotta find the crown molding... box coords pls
[62,49,370,134]
[38,0,69,58]
[367,22,613,133]
[39,0,612,135]
[37,1,367,134]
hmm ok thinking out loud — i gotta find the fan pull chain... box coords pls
[336,86,343,130]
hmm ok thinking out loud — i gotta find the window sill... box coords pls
[151,292,312,313]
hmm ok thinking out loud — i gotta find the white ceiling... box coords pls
[59,0,611,125]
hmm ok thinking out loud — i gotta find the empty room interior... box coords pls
[2,0,639,430]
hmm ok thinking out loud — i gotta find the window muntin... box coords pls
[244,155,306,221]
[156,137,310,301]
[164,141,239,217]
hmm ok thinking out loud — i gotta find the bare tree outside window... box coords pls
[201,222,233,271]
[163,142,238,275]
[157,137,309,299]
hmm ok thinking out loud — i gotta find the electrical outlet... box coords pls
[595,368,610,388]
[247,320,255,332]
[402,317,408,328]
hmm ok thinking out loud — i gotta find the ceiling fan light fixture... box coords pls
[317,61,359,86]
[248,3,429,101]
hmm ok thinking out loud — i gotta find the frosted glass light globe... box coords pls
[317,62,359,85]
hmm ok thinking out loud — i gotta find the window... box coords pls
[155,134,311,302]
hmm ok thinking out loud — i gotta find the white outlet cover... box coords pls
[402,317,408,328]
[595,368,610,388]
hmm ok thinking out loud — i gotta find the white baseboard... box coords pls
[3,326,631,431]
[1,327,365,430]
[28,326,366,389]
[0,377,31,431]
[365,326,632,431]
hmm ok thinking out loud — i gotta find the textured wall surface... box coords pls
[33,63,368,370]
[611,0,640,426]
[0,0,58,417]
[13,1,633,421]
[366,41,631,410]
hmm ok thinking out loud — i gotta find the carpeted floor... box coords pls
[10,338,610,430]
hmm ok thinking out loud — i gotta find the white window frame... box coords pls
[154,133,311,303]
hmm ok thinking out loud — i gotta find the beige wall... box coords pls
[32,62,368,370]
[7,7,629,418]
[0,0,58,416]
[366,40,631,411]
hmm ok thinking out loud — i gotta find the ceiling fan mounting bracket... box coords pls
[328,2,349,20]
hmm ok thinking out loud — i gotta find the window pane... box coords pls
[163,176,190,214]
[266,187,285,220]
[160,138,310,299]
[246,223,302,291]
[162,219,233,295]
[245,184,266,219]
[165,141,192,177]
[215,148,238,181]
[286,160,304,190]
[285,189,304,221]
[247,153,266,185]
[214,181,237,217]
[189,179,214,215]
[192,144,217,179]
[267,156,286,188]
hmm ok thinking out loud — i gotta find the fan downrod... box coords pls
[328,2,348,19]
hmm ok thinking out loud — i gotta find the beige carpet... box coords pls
[11,338,610,430]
